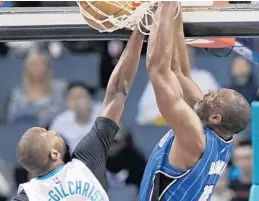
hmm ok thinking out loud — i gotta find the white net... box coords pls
[76,1,158,35]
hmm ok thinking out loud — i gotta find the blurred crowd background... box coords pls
[0,1,258,201]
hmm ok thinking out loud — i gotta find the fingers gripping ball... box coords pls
[78,1,142,31]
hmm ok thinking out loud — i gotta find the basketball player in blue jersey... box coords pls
[139,2,251,201]
[11,28,144,201]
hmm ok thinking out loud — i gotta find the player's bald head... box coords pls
[17,127,66,176]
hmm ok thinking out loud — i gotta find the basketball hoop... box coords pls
[76,1,158,35]
[76,1,235,48]
[0,3,259,41]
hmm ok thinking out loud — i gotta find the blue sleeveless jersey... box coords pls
[139,127,234,201]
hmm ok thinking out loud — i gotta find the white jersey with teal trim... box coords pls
[18,159,109,201]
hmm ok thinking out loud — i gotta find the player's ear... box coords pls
[209,114,221,125]
[49,149,61,160]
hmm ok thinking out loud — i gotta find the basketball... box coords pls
[79,1,142,31]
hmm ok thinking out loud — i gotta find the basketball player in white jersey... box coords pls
[11,28,144,201]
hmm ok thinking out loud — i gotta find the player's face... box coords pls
[194,88,234,123]
[194,89,219,120]
[47,131,66,161]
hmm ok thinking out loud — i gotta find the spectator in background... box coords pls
[230,140,252,201]
[211,168,234,201]
[50,82,101,153]
[107,127,146,201]
[7,52,67,126]
[226,56,258,104]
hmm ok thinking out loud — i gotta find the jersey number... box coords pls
[198,185,214,201]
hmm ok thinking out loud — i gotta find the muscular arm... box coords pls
[73,29,144,189]
[170,6,203,108]
[100,29,144,124]
[146,3,205,168]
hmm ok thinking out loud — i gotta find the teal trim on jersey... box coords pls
[36,165,64,180]
[250,185,259,201]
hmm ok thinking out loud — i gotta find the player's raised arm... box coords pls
[170,6,203,108]
[146,2,205,164]
[72,28,144,187]
[100,28,144,124]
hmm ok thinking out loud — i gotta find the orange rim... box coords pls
[186,38,236,48]
[187,1,236,49]
[132,1,142,9]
